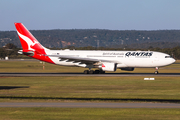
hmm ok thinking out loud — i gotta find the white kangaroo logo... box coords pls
[17,31,38,51]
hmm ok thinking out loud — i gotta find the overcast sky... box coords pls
[1,0,180,31]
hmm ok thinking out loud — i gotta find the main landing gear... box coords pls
[154,67,159,74]
[84,70,105,74]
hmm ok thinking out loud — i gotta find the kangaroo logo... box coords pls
[17,31,38,51]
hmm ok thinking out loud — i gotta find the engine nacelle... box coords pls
[101,63,117,71]
[121,67,134,71]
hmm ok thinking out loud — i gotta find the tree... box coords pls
[4,43,17,49]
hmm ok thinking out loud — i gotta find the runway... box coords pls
[0,72,180,77]
[0,102,180,108]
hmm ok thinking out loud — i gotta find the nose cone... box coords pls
[165,58,176,66]
[172,58,176,63]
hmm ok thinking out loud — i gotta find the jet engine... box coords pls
[101,63,117,71]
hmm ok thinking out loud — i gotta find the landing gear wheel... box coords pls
[99,70,105,74]
[154,71,159,74]
[84,70,89,74]
[89,70,94,74]
[94,70,105,74]
[94,70,100,74]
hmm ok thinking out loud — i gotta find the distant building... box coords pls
[5,56,8,60]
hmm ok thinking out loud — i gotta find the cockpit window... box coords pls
[165,56,172,58]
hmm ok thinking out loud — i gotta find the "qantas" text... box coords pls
[125,52,153,57]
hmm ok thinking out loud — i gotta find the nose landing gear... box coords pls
[154,67,159,74]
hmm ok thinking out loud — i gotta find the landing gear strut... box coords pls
[154,67,159,74]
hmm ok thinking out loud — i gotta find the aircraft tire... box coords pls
[99,71,105,74]
[84,70,89,74]
[89,70,94,74]
[94,70,100,74]
[154,71,159,74]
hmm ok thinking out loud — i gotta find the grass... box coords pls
[0,60,86,73]
[0,60,179,73]
[0,60,179,103]
[0,60,180,119]
[0,76,180,101]
[0,108,180,120]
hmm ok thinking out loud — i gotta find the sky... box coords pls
[0,0,180,31]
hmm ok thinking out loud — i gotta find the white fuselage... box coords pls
[45,49,175,68]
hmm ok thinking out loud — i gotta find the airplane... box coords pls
[14,23,176,74]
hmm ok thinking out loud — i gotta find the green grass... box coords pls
[175,60,180,63]
[0,60,180,119]
[0,76,180,101]
[0,60,179,73]
[0,108,180,120]
[0,60,86,73]
[0,60,179,101]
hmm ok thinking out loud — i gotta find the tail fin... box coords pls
[14,23,54,64]
[14,23,48,54]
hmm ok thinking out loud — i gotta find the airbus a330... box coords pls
[15,23,175,74]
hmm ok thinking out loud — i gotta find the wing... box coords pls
[47,55,119,64]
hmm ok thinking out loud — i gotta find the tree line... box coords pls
[0,29,180,49]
